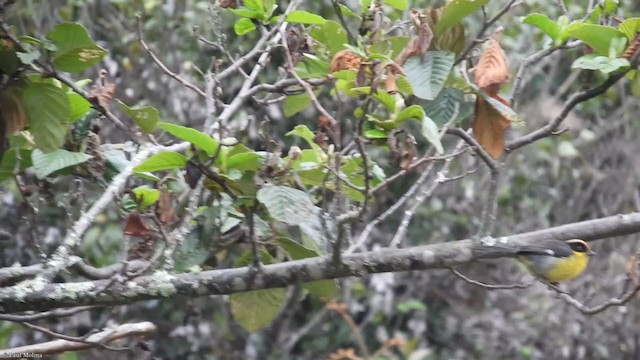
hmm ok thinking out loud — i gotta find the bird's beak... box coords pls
[587,250,597,256]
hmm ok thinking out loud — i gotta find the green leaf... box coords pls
[46,22,108,73]
[243,0,264,11]
[522,13,561,40]
[22,82,70,153]
[402,51,455,100]
[283,93,311,117]
[131,185,160,210]
[234,18,257,36]
[374,90,396,112]
[117,100,159,133]
[68,92,91,122]
[227,152,263,171]
[397,299,427,313]
[332,70,357,81]
[395,75,414,94]
[230,288,286,333]
[476,91,521,122]
[603,0,618,13]
[619,18,640,40]
[384,0,408,11]
[0,149,32,182]
[277,237,319,259]
[286,10,326,25]
[421,115,444,154]
[364,129,388,139]
[231,8,262,19]
[286,125,326,162]
[158,122,219,155]
[31,149,92,179]
[16,49,40,65]
[230,249,286,332]
[571,54,630,74]
[379,36,410,59]
[310,20,348,55]
[18,36,43,46]
[396,104,425,123]
[561,22,625,55]
[295,53,331,78]
[0,47,20,74]
[435,0,490,36]
[338,4,360,19]
[257,185,317,225]
[420,87,465,127]
[133,152,187,172]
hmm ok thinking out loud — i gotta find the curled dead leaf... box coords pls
[89,69,116,111]
[217,0,238,8]
[330,50,362,72]
[396,9,434,66]
[156,188,177,225]
[123,212,152,237]
[384,62,404,94]
[399,134,417,170]
[385,70,397,94]
[84,131,105,178]
[622,33,640,60]
[626,255,640,286]
[472,95,511,159]
[0,91,28,134]
[474,36,510,96]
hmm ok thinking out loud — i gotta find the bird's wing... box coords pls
[516,240,573,258]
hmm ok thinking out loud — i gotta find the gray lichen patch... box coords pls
[14,276,48,301]
[421,250,436,264]
[48,281,96,300]
[146,270,177,297]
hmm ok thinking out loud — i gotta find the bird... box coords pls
[517,239,596,284]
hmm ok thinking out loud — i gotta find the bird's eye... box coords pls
[568,240,588,252]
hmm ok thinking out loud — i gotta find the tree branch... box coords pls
[1,213,640,313]
[2,322,156,355]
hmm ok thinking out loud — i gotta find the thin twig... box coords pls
[454,0,522,65]
[450,268,533,289]
[3,322,156,355]
[554,281,640,315]
[445,128,498,171]
[388,139,467,248]
[137,14,206,98]
[0,306,99,322]
[21,322,130,352]
[510,45,562,109]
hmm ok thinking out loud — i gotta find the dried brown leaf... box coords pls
[396,10,434,66]
[626,255,640,286]
[475,36,510,96]
[89,69,116,111]
[123,212,152,237]
[622,33,640,60]
[85,131,105,178]
[157,188,177,225]
[399,134,417,170]
[1,92,28,134]
[330,50,362,72]
[217,0,238,8]
[472,95,511,159]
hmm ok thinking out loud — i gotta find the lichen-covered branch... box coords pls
[1,213,639,314]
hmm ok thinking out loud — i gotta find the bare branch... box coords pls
[2,213,640,313]
[450,268,533,289]
[137,14,206,98]
[2,322,156,355]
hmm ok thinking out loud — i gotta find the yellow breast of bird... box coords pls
[542,252,590,283]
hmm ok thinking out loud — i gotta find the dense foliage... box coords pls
[1,0,640,359]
